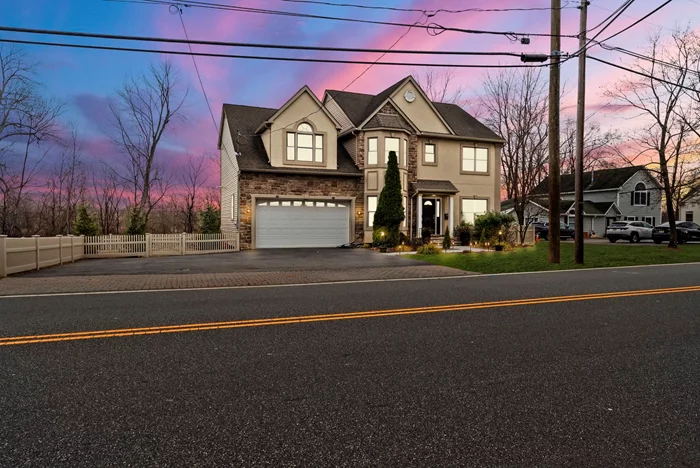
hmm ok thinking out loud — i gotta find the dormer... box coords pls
[256,86,341,169]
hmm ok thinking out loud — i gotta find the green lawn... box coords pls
[408,242,700,274]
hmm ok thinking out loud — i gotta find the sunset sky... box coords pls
[1,0,697,188]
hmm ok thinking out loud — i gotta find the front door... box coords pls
[422,198,442,236]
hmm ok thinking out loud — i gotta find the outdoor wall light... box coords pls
[357,210,363,216]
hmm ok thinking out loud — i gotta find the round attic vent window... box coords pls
[404,89,416,103]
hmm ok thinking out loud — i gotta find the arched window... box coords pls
[286,122,323,163]
[633,182,648,206]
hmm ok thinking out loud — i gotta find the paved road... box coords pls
[2,264,700,467]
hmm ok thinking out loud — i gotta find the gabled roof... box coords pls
[221,104,361,176]
[326,76,502,141]
[682,184,700,202]
[254,85,341,134]
[531,166,650,195]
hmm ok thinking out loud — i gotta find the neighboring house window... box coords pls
[402,139,407,167]
[624,216,637,221]
[686,211,694,222]
[462,147,488,173]
[643,216,655,226]
[286,123,323,163]
[367,195,377,227]
[424,143,436,164]
[632,182,649,206]
[367,137,378,165]
[385,137,399,164]
[462,199,488,224]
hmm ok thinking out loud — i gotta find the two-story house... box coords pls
[507,166,663,236]
[218,76,504,249]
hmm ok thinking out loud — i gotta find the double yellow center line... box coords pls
[1,285,699,347]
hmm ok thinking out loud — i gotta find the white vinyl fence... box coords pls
[0,235,84,277]
[83,232,240,258]
[0,232,239,277]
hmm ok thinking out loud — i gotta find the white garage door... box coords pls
[255,199,350,248]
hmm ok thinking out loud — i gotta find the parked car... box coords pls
[534,222,575,240]
[652,221,700,244]
[606,220,653,243]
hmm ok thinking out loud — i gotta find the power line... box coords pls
[0,26,532,57]
[594,0,674,45]
[591,40,700,78]
[589,3,673,32]
[569,0,636,59]
[588,55,697,92]
[0,38,550,68]
[277,0,576,13]
[175,5,218,134]
[112,0,577,40]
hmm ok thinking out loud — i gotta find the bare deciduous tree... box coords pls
[109,60,187,225]
[560,117,620,175]
[480,68,549,243]
[39,127,87,235]
[178,153,207,233]
[604,29,700,247]
[92,167,126,235]
[414,68,473,110]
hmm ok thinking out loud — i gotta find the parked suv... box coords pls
[652,221,700,244]
[534,222,575,241]
[606,220,653,243]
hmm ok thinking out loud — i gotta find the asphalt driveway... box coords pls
[20,248,429,277]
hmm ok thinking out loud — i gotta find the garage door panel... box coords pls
[256,200,350,248]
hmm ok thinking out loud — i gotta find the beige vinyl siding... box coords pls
[324,96,354,133]
[220,117,240,232]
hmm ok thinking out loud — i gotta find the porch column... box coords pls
[416,194,422,238]
[448,196,455,236]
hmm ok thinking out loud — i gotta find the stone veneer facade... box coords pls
[238,172,364,250]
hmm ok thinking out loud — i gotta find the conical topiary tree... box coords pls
[372,150,404,247]
[442,229,452,250]
[198,203,221,234]
[73,205,99,236]
[126,206,147,235]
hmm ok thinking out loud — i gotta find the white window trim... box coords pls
[632,182,649,206]
[367,195,378,228]
[385,137,400,164]
[367,137,378,166]
[286,123,324,164]
[461,146,490,175]
[461,198,489,224]
[423,143,437,165]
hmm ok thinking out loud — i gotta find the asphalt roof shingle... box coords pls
[531,166,648,195]
[328,76,503,141]
[221,104,361,176]
[411,179,459,193]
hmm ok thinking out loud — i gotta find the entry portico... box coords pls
[413,180,458,238]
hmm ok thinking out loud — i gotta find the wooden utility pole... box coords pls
[574,1,589,264]
[548,0,562,264]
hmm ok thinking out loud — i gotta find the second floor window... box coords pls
[424,143,436,164]
[632,182,648,206]
[286,123,323,163]
[462,147,488,173]
[402,139,407,167]
[367,137,378,165]
[385,137,399,164]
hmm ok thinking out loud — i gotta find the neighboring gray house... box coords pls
[504,166,662,236]
[680,185,699,223]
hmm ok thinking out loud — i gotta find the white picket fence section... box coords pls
[83,232,240,258]
[0,235,85,277]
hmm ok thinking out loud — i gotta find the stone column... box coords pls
[416,194,422,238]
